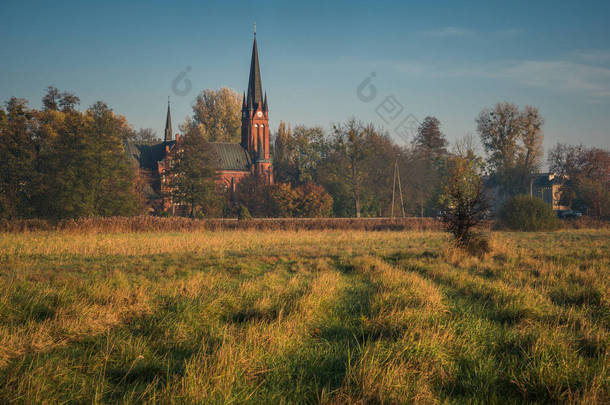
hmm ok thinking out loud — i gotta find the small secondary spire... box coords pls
[164,98,173,142]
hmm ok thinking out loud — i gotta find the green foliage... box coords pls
[0,98,37,219]
[42,102,140,218]
[498,195,560,231]
[237,205,252,220]
[273,122,327,186]
[0,92,142,220]
[169,129,222,218]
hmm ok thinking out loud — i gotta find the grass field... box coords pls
[0,230,608,404]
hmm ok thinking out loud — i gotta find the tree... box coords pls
[42,101,140,218]
[169,127,221,217]
[134,128,161,145]
[272,121,293,183]
[42,86,61,111]
[407,116,449,217]
[320,119,374,218]
[187,88,242,142]
[59,92,80,112]
[293,183,333,217]
[234,173,273,217]
[439,156,489,253]
[412,116,448,156]
[238,180,333,218]
[273,123,327,186]
[476,102,544,197]
[42,86,80,112]
[548,143,609,217]
[0,98,37,219]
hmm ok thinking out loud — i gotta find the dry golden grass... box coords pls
[0,229,608,403]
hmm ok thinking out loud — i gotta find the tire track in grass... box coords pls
[383,254,605,404]
[250,260,375,404]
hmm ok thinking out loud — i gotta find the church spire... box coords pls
[247,31,263,110]
[164,97,173,142]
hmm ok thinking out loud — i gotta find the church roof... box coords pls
[210,142,251,171]
[127,140,175,171]
[128,140,251,173]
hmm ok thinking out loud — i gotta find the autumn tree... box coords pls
[169,127,222,217]
[238,179,333,218]
[476,102,544,197]
[293,183,333,217]
[186,87,242,142]
[439,155,489,254]
[234,173,273,217]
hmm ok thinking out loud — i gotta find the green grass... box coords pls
[0,230,608,403]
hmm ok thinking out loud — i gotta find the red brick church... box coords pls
[128,32,273,213]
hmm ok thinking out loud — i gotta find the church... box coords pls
[129,33,273,213]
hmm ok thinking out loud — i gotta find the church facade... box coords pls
[128,33,273,213]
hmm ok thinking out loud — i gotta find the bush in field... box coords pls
[498,195,560,231]
[439,156,490,255]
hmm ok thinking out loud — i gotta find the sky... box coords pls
[1,0,609,155]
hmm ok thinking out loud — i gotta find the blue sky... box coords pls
[1,0,609,153]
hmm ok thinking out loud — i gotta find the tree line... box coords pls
[1,87,608,220]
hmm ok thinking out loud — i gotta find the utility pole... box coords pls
[390,160,406,218]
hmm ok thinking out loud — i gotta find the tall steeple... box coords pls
[247,30,263,110]
[164,97,173,142]
[240,27,273,184]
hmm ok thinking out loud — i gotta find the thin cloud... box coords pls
[494,60,610,98]
[572,49,610,63]
[422,26,474,37]
[388,56,610,99]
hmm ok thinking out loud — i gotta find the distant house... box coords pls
[127,32,273,214]
[486,172,567,213]
[530,172,568,211]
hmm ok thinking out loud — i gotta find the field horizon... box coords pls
[0,229,608,403]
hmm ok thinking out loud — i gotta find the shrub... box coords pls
[439,156,490,254]
[498,195,560,231]
[237,205,252,220]
[463,232,491,257]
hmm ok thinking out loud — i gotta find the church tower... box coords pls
[241,29,272,183]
